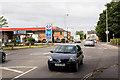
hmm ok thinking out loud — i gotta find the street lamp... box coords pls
[106,0,109,43]
[64,13,69,40]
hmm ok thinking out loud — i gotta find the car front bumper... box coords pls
[48,61,76,70]
[84,43,95,46]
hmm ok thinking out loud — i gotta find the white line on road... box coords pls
[6,66,37,68]
[0,67,23,73]
[43,52,50,55]
[11,67,37,80]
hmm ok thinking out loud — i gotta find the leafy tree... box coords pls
[76,31,84,40]
[84,34,86,39]
[0,16,8,27]
[96,1,120,42]
[0,16,8,47]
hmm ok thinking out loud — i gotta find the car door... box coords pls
[76,45,82,64]
[0,48,2,63]
[76,45,81,63]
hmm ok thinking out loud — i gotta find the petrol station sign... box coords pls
[46,25,52,42]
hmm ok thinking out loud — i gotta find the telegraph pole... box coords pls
[106,0,109,43]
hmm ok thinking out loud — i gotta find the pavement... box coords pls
[1,42,119,80]
[99,42,119,49]
[86,42,119,80]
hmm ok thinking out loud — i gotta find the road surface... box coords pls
[1,42,118,80]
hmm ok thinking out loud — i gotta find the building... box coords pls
[0,26,71,43]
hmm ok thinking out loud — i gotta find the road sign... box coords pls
[106,31,109,34]
[46,25,52,42]
[4,37,7,40]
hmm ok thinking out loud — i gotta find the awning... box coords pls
[0,27,66,32]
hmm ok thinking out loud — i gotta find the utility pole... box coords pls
[0,26,2,48]
[106,0,109,43]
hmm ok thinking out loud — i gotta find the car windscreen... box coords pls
[54,45,76,54]
[86,39,94,41]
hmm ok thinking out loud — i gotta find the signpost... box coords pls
[46,24,52,42]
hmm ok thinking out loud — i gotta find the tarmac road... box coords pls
[1,42,118,80]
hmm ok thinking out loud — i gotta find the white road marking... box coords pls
[0,67,23,73]
[104,48,107,49]
[43,52,50,55]
[30,52,50,55]
[6,66,37,68]
[11,67,37,80]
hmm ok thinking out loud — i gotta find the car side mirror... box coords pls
[78,51,82,55]
[50,51,54,53]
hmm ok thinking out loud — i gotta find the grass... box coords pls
[3,44,54,50]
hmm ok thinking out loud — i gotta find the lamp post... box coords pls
[64,13,69,40]
[106,0,109,43]
[0,26,2,48]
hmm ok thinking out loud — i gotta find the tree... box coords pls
[96,1,120,42]
[0,16,8,47]
[76,31,84,40]
[0,16,8,27]
[84,34,86,39]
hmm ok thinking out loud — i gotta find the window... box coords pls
[60,32,62,35]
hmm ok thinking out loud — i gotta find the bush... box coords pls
[66,40,69,43]
[16,41,22,44]
[110,38,120,46]
[5,42,8,47]
[28,37,35,45]
[25,41,29,46]
[10,39,16,43]
[61,38,65,43]
[10,39,16,46]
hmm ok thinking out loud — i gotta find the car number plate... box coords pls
[55,64,65,66]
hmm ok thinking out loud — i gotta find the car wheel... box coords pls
[74,62,79,72]
[48,66,54,71]
[2,55,6,63]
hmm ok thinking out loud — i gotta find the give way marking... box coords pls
[0,66,37,80]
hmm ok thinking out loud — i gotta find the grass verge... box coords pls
[3,44,54,50]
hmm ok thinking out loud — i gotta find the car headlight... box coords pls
[69,57,76,62]
[49,56,53,61]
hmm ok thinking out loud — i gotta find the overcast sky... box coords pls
[0,0,111,35]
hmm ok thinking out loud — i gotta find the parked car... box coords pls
[0,48,6,63]
[74,40,81,43]
[42,39,47,43]
[93,39,97,43]
[84,39,95,46]
[48,44,84,71]
[55,39,61,43]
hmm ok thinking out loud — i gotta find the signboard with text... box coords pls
[64,32,67,38]
[13,30,26,34]
[46,25,52,42]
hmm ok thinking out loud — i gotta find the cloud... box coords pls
[1,0,112,34]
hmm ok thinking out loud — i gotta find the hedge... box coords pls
[61,38,65,43]
[110,38,120,46]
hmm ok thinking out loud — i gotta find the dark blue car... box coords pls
[48,44,84,71]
